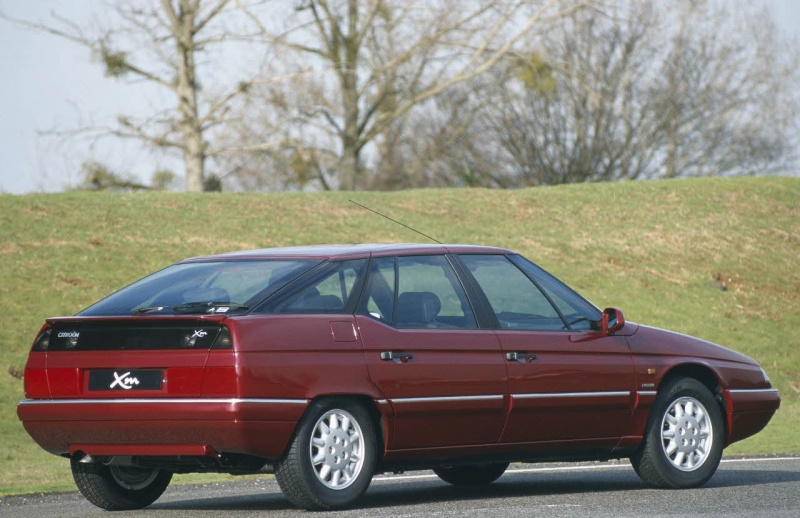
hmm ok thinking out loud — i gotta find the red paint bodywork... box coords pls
[17,244,780,474]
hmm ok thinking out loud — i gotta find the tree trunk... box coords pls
[184,134,206,192]
[174,0,206,192]
[338,0,361,191]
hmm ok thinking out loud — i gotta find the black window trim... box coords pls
[353,254,397,324]
[448,254,500,329]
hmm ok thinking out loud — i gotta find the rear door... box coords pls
[456,254,635,445]
[357,254,507,450]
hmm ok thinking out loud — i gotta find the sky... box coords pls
[0,0,799,195]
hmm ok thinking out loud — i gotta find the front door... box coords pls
[456,253,636,445]
[496,330,634,443]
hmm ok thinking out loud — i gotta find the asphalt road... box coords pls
[3,457,799,518]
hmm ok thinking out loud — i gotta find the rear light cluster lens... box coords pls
[212,326,233,349]
[760,368,772,387]
[32,329,52,351]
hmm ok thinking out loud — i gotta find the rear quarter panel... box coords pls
[227,315,381,400]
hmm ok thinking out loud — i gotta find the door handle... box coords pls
[381,351,414,363]
[506,352,537,363]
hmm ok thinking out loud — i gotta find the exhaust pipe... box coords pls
[78,454,96,464]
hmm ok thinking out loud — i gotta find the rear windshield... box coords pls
[79,260,320,316]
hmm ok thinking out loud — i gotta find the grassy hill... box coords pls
[1,177,798,495]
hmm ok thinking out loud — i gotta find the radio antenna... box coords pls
[349,199,443,244]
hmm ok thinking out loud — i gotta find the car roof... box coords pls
[180,243,513,262]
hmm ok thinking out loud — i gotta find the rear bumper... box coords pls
[724,388,781,445]
[17,398,309,460]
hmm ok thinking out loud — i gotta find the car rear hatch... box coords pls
[27,315,236,399]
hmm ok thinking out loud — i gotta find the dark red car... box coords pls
[18,244,780,511]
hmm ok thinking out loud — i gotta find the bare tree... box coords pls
[2,1,258,192]
[652,1,799,179]
[459,0,799,186]
[230,0,594,191]
[368,79,507,189]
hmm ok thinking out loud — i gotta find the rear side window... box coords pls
[261,259,367,314]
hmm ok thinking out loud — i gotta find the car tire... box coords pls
[433,462,509,486]
[631,377,724,488]
[70,457,172,511]
[275,399,378,510]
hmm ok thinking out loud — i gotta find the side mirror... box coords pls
[601,307,625,335]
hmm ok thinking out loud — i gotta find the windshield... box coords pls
[79,260,320,316]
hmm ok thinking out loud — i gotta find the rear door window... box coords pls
[359,255,477,329]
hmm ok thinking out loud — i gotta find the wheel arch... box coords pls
[661,362,722,395]
[659,362,728,439]
[290,394,387,462]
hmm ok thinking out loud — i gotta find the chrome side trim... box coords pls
[19,398,309,406]
[727,389,780,395]
[636,391,657,397]
[391,395,504,404]
[512,391,630,399]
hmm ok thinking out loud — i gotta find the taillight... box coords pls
[23,334,49,397]
[212,326,233,349]
[202,367,237,396]
[31,328,51,351]
[24,369,49,397]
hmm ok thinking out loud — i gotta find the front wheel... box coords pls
[433,462,509,486]
[70,457,172,510]
[631,377,724,488]
[275,399,378,510]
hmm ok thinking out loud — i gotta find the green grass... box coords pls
[1,177,798,495]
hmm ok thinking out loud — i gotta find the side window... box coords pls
[395,255,477,329]
[270,259,366,314]
[509,255,601,331]
[203,262,290,305]
[458,254,565,330]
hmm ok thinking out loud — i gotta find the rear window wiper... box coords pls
[173,302,249,314]
[133,302,248,315]
[134,306,169,314]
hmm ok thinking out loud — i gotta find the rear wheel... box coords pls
[433,463,509,486]
[631,377,724,488]
[276,399,378,510]
[70,457,172,510]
